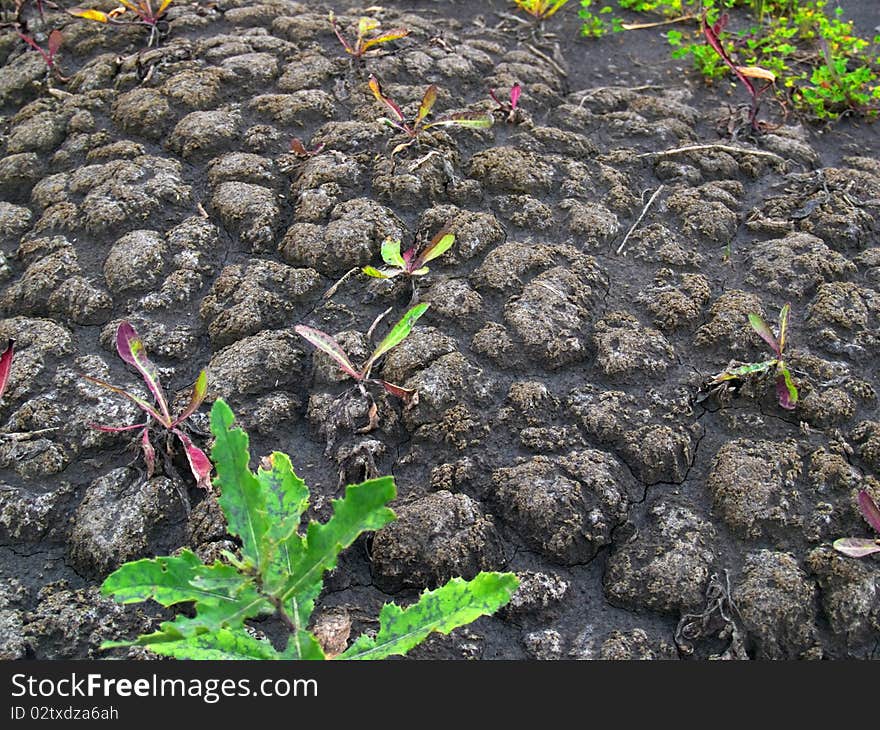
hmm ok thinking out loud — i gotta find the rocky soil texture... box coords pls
[1,0,879,660]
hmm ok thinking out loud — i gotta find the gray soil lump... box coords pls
[370,491,505,593]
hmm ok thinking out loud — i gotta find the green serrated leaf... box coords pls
[100,551,272,638]
[141,629,283,660]
[278,477,397,627]
[280,631,326,660]
[259,452,308,591]
[340,572,519,660]
[211,400,269,573]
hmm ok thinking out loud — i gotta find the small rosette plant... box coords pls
[362,229,455,280]
[711,303,798,410]
[82,322,211,489]
[369,75,493,154]
[296,303,428,402]
[329,12,409,58]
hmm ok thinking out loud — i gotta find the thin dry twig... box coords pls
[323,267,359,300]
[616,184,665,256]
[0,427,59,442]
[620,14,695,30]
[525,43,567,77]
[366,307,393,341]
[637,143,785,163]
[575,84,664,108]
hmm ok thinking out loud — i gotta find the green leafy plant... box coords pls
[362,228,455,280]
[296,303,429,403]
[834,491,880,558]
[710,303,799,410]
[0,339,13,401]
[100,400,519,659]
[82,321,212,489]
[68,0,172,46]
[368,75,493,155]
[328,12,409,59]
[513,0,571,20]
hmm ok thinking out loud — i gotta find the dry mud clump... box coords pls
[0,0,879,660]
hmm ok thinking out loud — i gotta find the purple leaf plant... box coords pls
[82,322,212,490]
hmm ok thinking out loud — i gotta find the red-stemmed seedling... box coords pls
[296,303,429,405]
[290,137,326,158]
[329,12,409,59]
[82,321,212,490]
[834,491,880,558]
[710,303,799,410]
[369,75,494,155]
[489,82,522,123]
[703,13,776,131]
[15,28,66,80]
[362,228,455,280]
[68,0,172,46]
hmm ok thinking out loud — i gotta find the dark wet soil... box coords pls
[1,0,879,660]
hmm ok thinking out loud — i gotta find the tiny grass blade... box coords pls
[295,325,361,380]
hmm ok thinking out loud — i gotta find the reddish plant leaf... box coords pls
[415,85,438,128]
[81,374,166,424]
[47,30,63,57]
[142,428,156,479]
[510,82,521,109]
[0,340,13,401]
[173,429,212,490]
[775,366,798,410]
[368,74,406,124]
[748,312,780,356]
[294,325,362,380]
[412,230,455,270]
[115,322,171,425]
[858,490,880,535]
[833,538,880,558]
[703,14,757,99]
[378,380,418,404]
[170,369,208,427]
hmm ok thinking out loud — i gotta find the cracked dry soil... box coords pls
[1,0,879,660]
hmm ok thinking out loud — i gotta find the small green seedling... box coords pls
[0,340,13,401]
[82,321,212,489]
[329,12,409,59]
[296,303,429,403]
[834,491,880,558]
[710,303,798,410]
[513,0,570,20]
[369,75,494,155]
[100,400,519,660]
[362,228,455,280]
[68,0,172,46]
